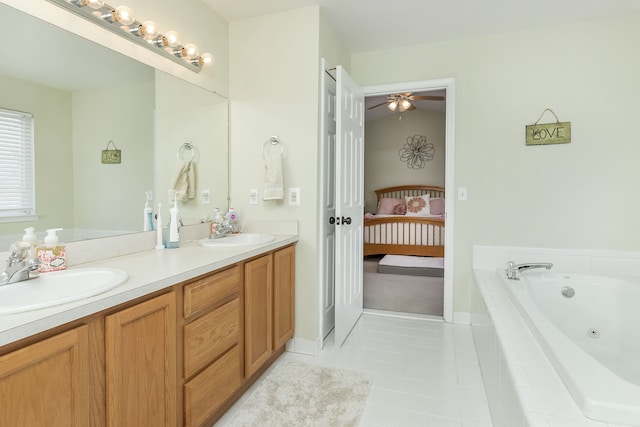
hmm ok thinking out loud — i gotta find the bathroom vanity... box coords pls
[0,236,296,427]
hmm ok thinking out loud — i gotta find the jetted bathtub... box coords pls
[499,270,640,425]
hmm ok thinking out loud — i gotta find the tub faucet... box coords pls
[0,241,41,286]
[506,261,553,280]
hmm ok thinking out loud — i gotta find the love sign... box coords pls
[526,122,571,145]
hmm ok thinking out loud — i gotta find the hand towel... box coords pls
[172,160,197,202]
[263,151,284,200]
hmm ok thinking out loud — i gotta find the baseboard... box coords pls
[453,311,471,324]
[286,336,322,356]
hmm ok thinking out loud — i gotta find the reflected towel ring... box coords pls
[262,135,284,157]
[177,141,197,161]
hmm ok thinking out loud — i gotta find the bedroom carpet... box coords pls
[222,361,371,427]
[364,257,444,316]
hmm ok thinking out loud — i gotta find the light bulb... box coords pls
[112,5,135,25]
[199,53,214,66]
[80,0,104,8]
[181,43,199,60]
[387,101,398,111]
[139,21,159,41]
[400,99,412,110]
[163,30,180,47]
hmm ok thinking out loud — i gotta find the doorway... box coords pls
[318,63,456,347]
[363,90,446,317]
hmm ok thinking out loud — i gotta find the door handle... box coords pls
[329,216,352,225]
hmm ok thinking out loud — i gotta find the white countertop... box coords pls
[0,234,297,347]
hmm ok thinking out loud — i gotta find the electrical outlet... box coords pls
[168,189,176,203]
[457,187,468,201]
[288,187,300,206]
[201,189,211,204]
[249,189,258,205]
[146,190,153,201]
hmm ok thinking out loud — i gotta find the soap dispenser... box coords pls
[165,194,180,249]
[22,227,38,260]
[37,228,66,272]
[226,207,240,233]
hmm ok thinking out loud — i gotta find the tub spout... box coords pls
[506,261,553,280]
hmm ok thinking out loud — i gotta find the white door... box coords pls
[334,66,365,346]
[319,59,337,341]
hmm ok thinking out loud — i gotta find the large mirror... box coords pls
[0,3,229,247]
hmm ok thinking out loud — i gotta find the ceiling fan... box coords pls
[368,92,445,112]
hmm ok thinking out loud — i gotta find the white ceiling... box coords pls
[201,0,640,53]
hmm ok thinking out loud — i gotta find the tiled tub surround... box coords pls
[471,245,640,427]
[0,221,297,347]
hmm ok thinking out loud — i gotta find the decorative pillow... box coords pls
[429,197,445,215]
[393,203,406,215]
[405,194,431,216]
[376,197,404,215]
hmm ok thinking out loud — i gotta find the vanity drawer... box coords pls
[183,265,241,319]
[183,298,240,378]
[184,344,242,427]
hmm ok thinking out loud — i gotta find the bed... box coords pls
[363,185,445,257]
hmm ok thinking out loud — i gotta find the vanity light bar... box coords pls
[46,0,214,73]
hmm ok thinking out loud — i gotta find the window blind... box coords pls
[0,107,35,218]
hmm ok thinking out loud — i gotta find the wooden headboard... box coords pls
[375,185,445,201]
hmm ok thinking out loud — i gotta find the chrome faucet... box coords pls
[505,261,553,280]
[210,220,234,239]
[0,241,41,286]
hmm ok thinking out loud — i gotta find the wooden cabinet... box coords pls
[273,245,295,349]
[244,245,295,378]
[181,265,243,427]
[0,243,295,427]
[105,292,177,427]
[244,254,273,378]
[0,325,90,427]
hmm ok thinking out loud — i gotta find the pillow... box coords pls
[429,197,445,215]
[376,197,404,215]
[393,203,406,215]
[405,194,430,216]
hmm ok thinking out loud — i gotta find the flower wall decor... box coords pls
[399,135,434,169]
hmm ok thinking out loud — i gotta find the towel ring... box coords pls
[177,141,197,161]
[262,135,284,157]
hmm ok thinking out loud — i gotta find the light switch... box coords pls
[249,189,258,205]
[288,187,300,206]
[201,189,211,204]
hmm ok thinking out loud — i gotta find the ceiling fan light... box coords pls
[400,99,412,111]
[388,101,398,111]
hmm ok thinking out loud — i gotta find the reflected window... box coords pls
[0,107,35,221]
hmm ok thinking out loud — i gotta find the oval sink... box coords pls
[199,233,275,247]
[0,267,128,315]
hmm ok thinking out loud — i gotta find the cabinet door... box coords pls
[0,326,90,427]
[273,245,295,349]
[244,254,273,377]
[106,292,177,427]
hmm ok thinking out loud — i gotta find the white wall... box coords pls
[351,13,640,313]
[229,7,322,342]
[364,110,445,211]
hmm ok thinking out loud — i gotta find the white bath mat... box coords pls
[224,360,372,426]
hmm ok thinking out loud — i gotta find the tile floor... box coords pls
[216,312,494,427]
